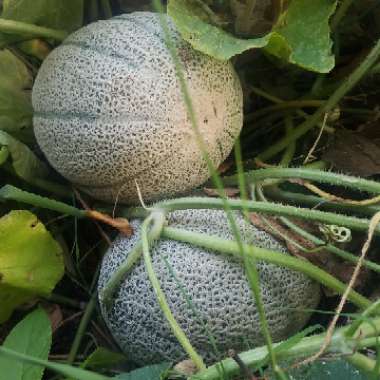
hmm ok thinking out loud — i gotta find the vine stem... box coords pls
[99,210,166,307]
[141,213,206,371]
[249,85,335,133]
[0,185,84,217]
[0,18,67,41]
[223,167,380,195]
[161,226,370,309]
[153,2,285,374]
[245,100,324,122]
[67,292,97,364]
[126,197,380,236]
[257,37,380,161]
[265,186,380,218]
[234,141,285,380]
[330,0,354,31]
[190,316,380,380]
[99,0,112,19]
[280,217,380,275]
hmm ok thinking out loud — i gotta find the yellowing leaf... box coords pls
[0,210,64,323]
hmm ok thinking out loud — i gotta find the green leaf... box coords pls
[2,0,84,32]
[279,358,370,380]
[0,129,49,186]
[0,210,64,322]
[168,0,337,73]
[167,0,271,60]
[0,346,111,380]
[0,49,33,142]
[114,362,171,380]
[0,308,52,380]
[82,347,127,370]
[265,0,337,73]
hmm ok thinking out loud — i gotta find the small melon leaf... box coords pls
[265,0,337,73]
[82,347,127,370]
[0,49,33,142]
[168,0,337,73]
[0,130,49,184]
[2,0,84,32]
[0,210,64,323]
[0,308,52,380]
[114,362,171,380]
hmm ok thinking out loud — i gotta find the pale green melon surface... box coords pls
[98,208,321,364]
[32,12,243,204]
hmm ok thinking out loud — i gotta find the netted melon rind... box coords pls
[32,12,243,204]
[98,208,320,364]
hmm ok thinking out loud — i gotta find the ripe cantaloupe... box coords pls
[98,208,320,364]
[32,12,243,204]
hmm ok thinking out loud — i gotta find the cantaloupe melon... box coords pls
[32,12,243,204]
[98,208,320,364]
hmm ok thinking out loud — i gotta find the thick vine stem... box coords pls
[265,186,380,218]
[0,18,67,41]
[141,213,207,371]
[189,316,380,380]
[125,197,380,236]
[0,185,84,217]
[99,210,166,308]
[161,226,370,309]
[223,168,380,195]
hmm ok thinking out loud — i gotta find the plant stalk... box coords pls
[0,18,67,40]
[141,213,206,371]
[125,197,380,236]
[223,168,380,195]
[162,226,370,309]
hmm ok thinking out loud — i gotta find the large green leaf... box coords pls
[114,363,171,380]
[168,0,337,73]
[2,0,84,32]
[0,308,52,380]
[0,49,33,142]
[167,0,271,60]
[0,210,64,322]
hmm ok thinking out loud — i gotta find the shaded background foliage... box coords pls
[0,0,379,379]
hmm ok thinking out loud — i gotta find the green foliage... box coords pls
[2,0,84,32]
[0,49,33,142]
[0,346,112,380]
[168,0,337,72]
[167,0,271,60]
[0,130,49,184]
[114,362,171,380]
[0,210,64,322]
[281,358,371,380]
[0,308,51,380]
[82,347,127,370]
[265,0,337,73]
